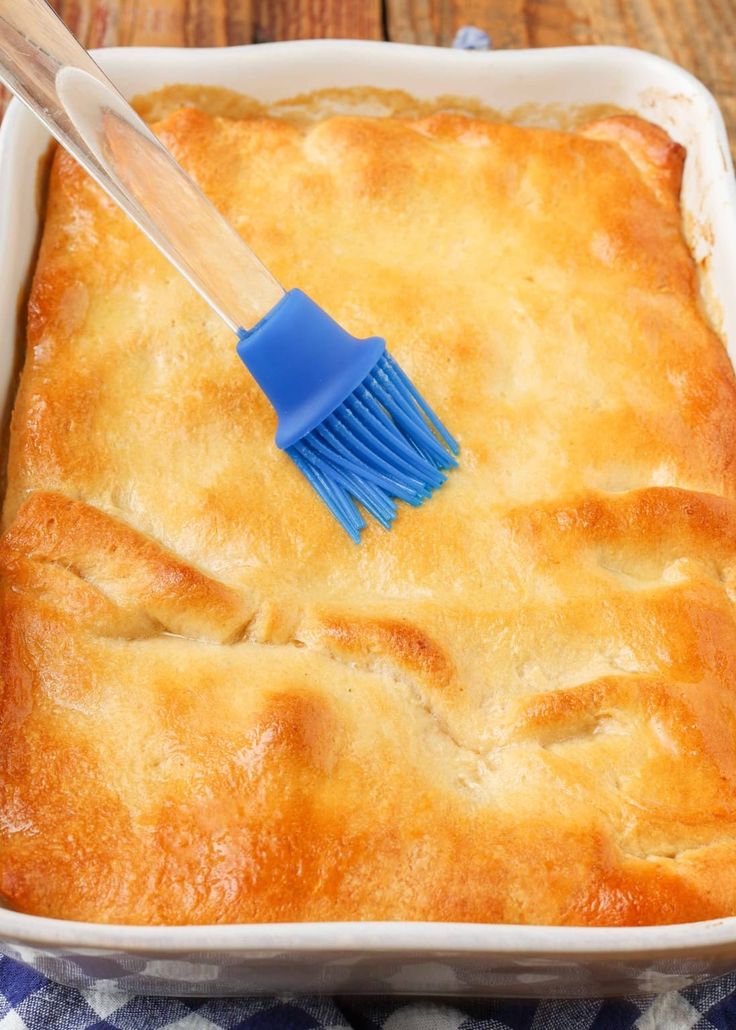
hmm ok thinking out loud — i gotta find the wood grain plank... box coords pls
[225,0,255,46]
[253,0,383,42]
[386,0,530,47]
[113,1,186,46]
[524,0,596,46]
[47,0,253,47]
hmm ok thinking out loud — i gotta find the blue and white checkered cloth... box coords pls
[3,956,736,1029]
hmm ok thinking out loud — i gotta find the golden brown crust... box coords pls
[0,492,253,643]
[580,114,686,204]
[2,105,736,927]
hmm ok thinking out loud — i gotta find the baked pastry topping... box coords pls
[2,99,735,927]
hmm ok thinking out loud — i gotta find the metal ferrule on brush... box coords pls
[237,290,459,542]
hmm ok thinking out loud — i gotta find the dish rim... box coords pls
[0,38,735,961]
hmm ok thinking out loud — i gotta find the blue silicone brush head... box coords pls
[237,290,459,542]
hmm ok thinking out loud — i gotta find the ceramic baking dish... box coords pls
[0,40,735,1000]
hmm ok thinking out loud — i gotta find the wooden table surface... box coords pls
[1,0,734,154]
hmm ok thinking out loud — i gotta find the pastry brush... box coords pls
[0,0,459,542]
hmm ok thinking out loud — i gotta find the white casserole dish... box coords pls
[0,40,735,999]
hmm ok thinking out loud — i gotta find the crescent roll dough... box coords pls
[2,101,736,926]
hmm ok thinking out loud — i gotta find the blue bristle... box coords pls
[343,392,446,487]
[286,353,458,541]
[369,362,457,471]
[384,353,460,457]
[288,446,365,542]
